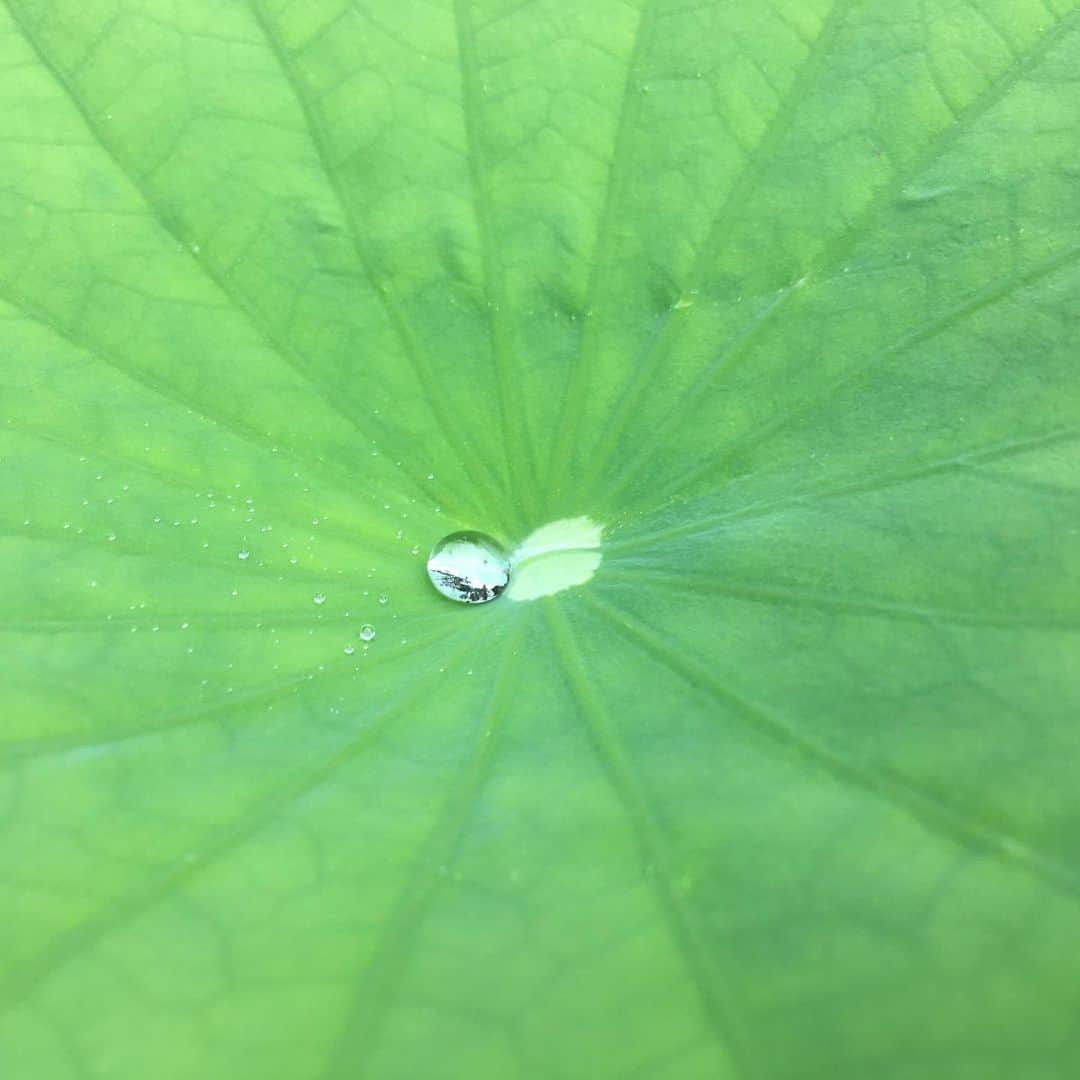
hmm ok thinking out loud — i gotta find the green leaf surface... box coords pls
[2,0,1079,1076]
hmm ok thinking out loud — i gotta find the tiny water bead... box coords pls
[358,624,376,641]
[426,531,511,604]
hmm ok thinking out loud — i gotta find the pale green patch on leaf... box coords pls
[1,0,1080,1078]
[507,516,603,601]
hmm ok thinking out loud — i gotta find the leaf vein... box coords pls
[586,592,1080,903]
[544,599,755,1079]
[0,625,483,1010]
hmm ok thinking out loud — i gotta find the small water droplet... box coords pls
[426,531,509,604]
[313,593,326,605]
[358,624,376,642]
[378,593,389,606]
[343,644,356,656]
[238,549,250,560]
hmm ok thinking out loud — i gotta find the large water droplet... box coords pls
[358,623,376,641]
[426,531,510,604]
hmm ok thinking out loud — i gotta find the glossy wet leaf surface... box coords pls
[2,1,1080,1077]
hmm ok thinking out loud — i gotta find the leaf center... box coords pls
[506,517,603,601]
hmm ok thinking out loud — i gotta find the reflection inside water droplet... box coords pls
[426,531,510,604]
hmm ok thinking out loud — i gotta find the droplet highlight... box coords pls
[426,531,510,604]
